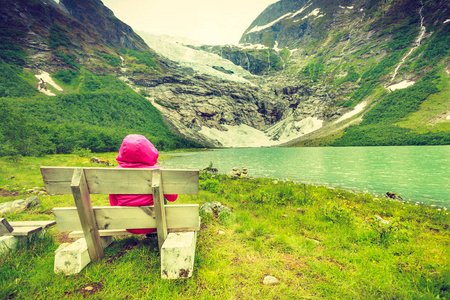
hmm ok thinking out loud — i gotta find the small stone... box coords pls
[84,286,94,291]
[8,176,15,180]
[263,275,279,285]
[218,230,225,235]
[305,237,320,244]
[374,215,389,224]
[273,180,278,185]
[282,214,288,218]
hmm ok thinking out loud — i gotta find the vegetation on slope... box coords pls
[0,155,449,299]
[332,69,450,146]
[0,0,199,158]
[0,63,201,157]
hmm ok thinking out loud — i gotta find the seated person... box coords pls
[109,134,177,234]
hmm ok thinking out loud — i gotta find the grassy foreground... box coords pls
[1,154,449,299]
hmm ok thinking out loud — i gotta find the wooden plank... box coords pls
[85,168,153,194]
[41,167,199,195]
[7,227,42,236]
[41,167,77,195]
[9,221,56,229]
[69,230,132,238]
[0,218,13,234]
[53,205,200,232]
[153,169,168,250]
[161,170,199,195]
[71,168,104,262]
[68,226,199,238]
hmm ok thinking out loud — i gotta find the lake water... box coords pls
[160,146,450,209]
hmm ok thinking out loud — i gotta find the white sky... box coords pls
[102,0,279,45]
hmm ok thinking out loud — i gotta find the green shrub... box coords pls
[53,69,79,84]
[319,202,354,225]
[71,147,92,158]
[52,51,79,69]
[125,49,158,69]
[0,61,38,97]
[200,179,220,193]
[97,52,121,67]
[48,23,71,49]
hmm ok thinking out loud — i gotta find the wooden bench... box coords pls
[41,166,200,278]
[0,218,56,253]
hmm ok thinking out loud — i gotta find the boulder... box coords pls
[228,167,241,178]
[90,157,113,166]
[200,202,233,216]
[385,191,404,201]
[0,196,40,215]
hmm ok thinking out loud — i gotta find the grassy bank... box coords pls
[1,154,449,299]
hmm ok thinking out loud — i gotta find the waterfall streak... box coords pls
[391,1,426,82]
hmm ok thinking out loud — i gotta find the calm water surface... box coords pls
[160,146,450,208]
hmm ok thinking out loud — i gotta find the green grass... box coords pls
[1,154,449,299]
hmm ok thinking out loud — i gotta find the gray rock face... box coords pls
[0,196,40,215]
[138,71,343,147]
[199,45,284,75]
[61,0,149,51]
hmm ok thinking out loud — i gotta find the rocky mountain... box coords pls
[187,0,450,146]
[0,0,151,70]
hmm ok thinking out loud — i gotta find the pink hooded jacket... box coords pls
[109,134,177,234]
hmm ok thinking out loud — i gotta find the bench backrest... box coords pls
[41,166,199,261]
[41,167,199,195]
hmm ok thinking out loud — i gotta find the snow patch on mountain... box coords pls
[266,115,323,142]
[247,12,292,34]
[35,70,63,96]
[288,3,313,19]
[198,116,323,148]
[388,80,415,91]
[138,32,254,83]
[334,101,367,123]
[199,124,275,147]
[245,4,326,36]
[237,43,269,50]
[302,8,323,20]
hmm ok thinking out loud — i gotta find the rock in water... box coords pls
[385,192,404,201]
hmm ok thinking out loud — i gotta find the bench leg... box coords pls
[54,237,113,275]
[161,232,197,279]
[0,236,18,253]
[0,230,46,254]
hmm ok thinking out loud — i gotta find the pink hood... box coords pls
[116,134,159,168]
[110,134,177,234]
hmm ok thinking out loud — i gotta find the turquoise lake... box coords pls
[161,146,450,209]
